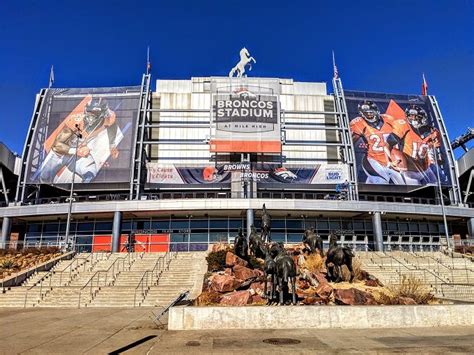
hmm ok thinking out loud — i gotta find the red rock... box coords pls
[334,288,378,305]
[210,274,243,293]
[315,283,333,300]
[396,296,417,305]
[233,265,258,281]
[303,296,324,305]
[253,269,264,278]
[220,290,251,306]
[297,279,310,290]
[250,282,265,295]
[194,291,221,306]
[224,268,233,276]
[211,244,228,253]
[225,252,248,267]
[364,279,379,287]
[250,294,265,304]
[313,272,329,285]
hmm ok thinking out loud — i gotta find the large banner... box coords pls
[210,88,281,153]
[26,87,141,185]
[345,91,451,186]
[147,163,347,184]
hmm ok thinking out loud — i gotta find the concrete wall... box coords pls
[169,305,474,330]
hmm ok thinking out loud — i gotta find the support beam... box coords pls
[372,212,384,252]
[1,217,12,249]
[246,209,254,241]
[112,211,122,252]
[468,218,474,241]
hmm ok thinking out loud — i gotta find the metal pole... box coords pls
[65,125,83,251]
[433,147,451,250]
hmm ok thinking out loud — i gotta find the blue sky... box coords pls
[1,0,473,155]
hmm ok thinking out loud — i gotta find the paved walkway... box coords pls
[0,308,473,354]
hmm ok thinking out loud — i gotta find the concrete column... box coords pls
[372,212,384,252]
[111,211,122,252]
[1,217,11,249]
[246,208,254,241]
[467,218,474,241]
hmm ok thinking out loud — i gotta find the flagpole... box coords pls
[146,46,151,75]
[48,65,54,88]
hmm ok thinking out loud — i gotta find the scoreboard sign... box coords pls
[210,91,281,153]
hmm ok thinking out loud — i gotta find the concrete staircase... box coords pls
[0,251,207,308]
[358,251,474,302]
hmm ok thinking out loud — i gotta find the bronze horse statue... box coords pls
[325,233,355,282]
[233,228,248,260]
[274,246,297,305]
[248,225,266,259]
[261,204,271,243]
[302,228,324,256]
[263,246,277,300]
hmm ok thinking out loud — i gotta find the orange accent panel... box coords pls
[119,234,170,252]
[385,99,406,120]
[92,235,112,252]
[209,140,281,153]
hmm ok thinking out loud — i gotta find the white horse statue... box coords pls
[229,47,256,78]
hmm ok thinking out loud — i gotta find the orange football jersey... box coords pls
[350,114,410,165]
[402,127,441,171]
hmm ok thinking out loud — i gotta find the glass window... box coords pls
[286,219,302,230]
[27,224,42,233]
[409,223,419,232]
[272,219,286,229]
[191,219,208,229]
[387,222,397,232]
[399,222,409,232]
[341,220,352,231]
[271,232,286,243]
[150,220,169,230]
[170,220,189,230]
[43,223,59,233]
[210,219,228,229]
[419,223,429,233]
[171,233,189,243]
[77,222,94,232]
[353,221,364,230]
[94,221,113,232]
[190,233,208,243]
[317,220,329,230]
[287,233,302,243]
[329,220,341,231]
[229,219,243,229]
[209,232,228,243]
[429,223,439,233]
[122,221,132,232]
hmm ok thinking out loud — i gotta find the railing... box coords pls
[438,283,474,301]
[77,253,133,308]
[19,190,444,206]
[22,252,112,307]
[133,252,171,307]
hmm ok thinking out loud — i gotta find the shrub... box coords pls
[0,260,17,269]
[194,291,221,306]
[303,253,325,274]
[206,250,227,272]
[375,275,434,305]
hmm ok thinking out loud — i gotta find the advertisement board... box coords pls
[210,88,281,153]
[344,91,451,186]
[26,87,141,185]
[146,163,347,185]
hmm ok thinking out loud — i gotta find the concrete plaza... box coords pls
[0,308,473,354]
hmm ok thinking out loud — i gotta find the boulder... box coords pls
[220,290,251,306]
[296,279,310,290]
[334,288,378,305]
[194,291,222,306]
[250,294,266,304]
[224,268,233,276]
[225,252,248,268]
[249,282,265,295]
[364,279,379,287]
[302,296,324,305]
[210,274,242,293]
[233,265,258,281]
[396,296,417,305]
[315,283,333,300]
[313,272,329,285]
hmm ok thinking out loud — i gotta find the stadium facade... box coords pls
[0,63,473,253]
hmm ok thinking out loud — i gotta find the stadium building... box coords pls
[0,56,473,253]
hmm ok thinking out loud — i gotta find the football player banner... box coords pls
[344,91,451,186]
[26,87,141,185]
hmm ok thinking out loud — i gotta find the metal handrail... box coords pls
[77,254,132,307]
[23,253,92,308]
[133,253,169,306]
